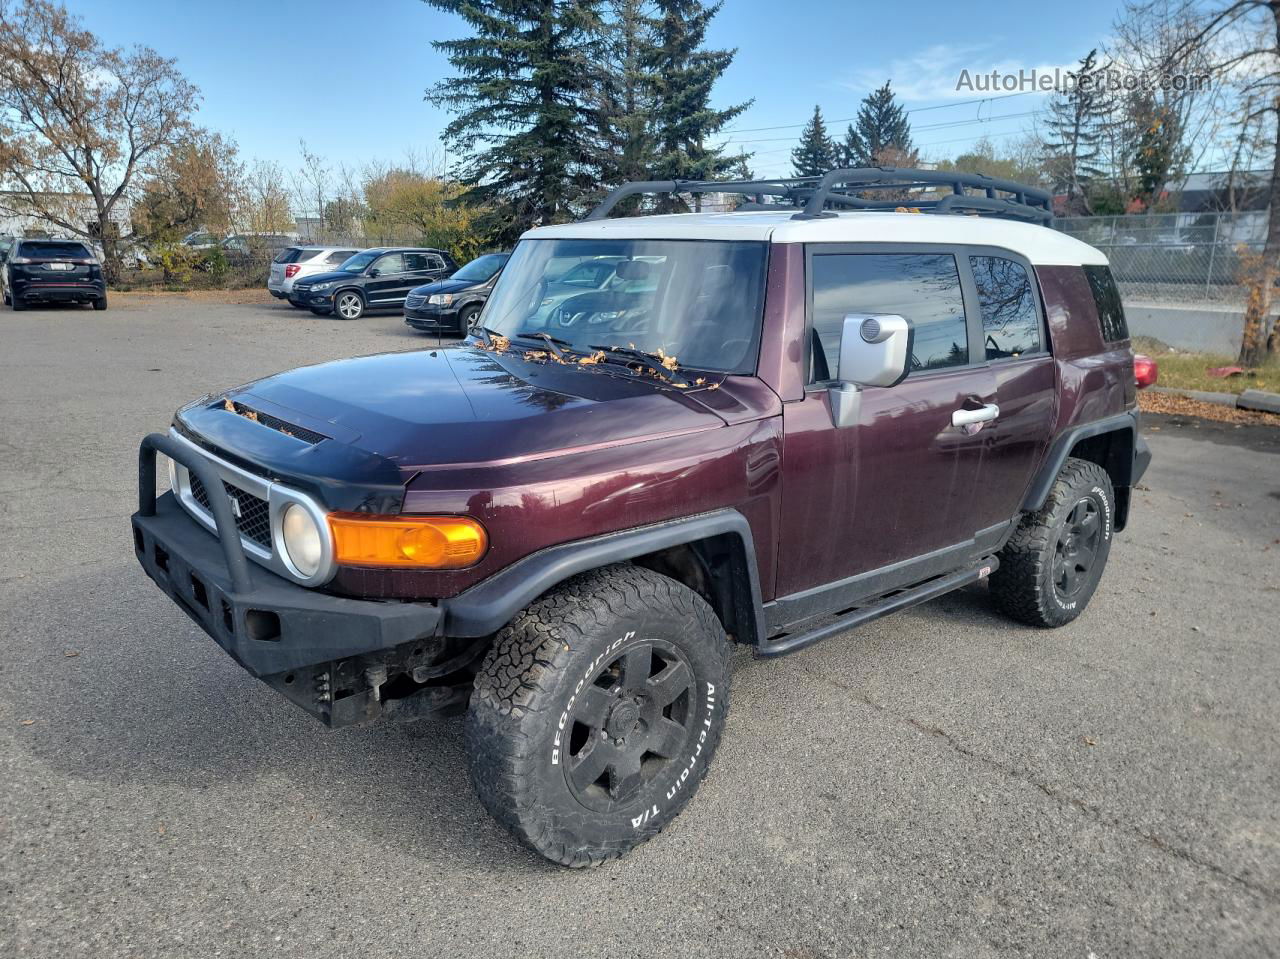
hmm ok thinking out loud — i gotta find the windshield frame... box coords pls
[477,237,769,376]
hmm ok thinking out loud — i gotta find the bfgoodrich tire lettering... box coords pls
[990,457,1115,628]
[465,563,730,867]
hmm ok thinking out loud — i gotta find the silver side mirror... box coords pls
[828,313,913,428]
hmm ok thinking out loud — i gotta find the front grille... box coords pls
[404,294,426,309]
[188,473,272,549]
[224,400,327,445]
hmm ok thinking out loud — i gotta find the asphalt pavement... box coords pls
[2,294,1278,958]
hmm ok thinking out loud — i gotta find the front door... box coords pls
[366,252,406,307]
[775,248,996,605]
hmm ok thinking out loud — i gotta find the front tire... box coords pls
[459,304,481,333]
[466,564,730,867]
[990,457,1115,628]
[334,290,364,320]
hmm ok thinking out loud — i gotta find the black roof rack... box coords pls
[585,167,1054,225]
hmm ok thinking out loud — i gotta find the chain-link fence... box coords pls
[1055,211,1267,305]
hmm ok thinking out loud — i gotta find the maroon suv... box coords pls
[132,170,1153,866]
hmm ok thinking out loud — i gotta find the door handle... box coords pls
[952,403,999,427]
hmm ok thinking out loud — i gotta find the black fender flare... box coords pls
[1022,409,1147,527]
[438,509,767,644]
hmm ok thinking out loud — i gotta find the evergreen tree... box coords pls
[645,0,750,207]
[595,0,656,195]
[1041,49,1108,215]
[841,81,916,168]
[791,105,837,178]
[425,0,605,243]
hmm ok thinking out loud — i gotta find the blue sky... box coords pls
[68,0,1124,178]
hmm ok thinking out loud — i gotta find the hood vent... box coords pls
[220,398,328,445]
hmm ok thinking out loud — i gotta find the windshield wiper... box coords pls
[472,325,504,347]
[588,344,688,385]
[515,330,576,359]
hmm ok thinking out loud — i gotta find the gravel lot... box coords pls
[3,293,1279,958]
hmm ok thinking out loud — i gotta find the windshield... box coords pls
[338,251,378,273]
[451,253,509,284]
[480,238,767,374]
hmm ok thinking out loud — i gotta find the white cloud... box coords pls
[840,42,1076,103]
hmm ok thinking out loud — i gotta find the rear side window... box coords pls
[1083,264,1129,342]
[970,255,1042,359]
[326,250,358,265]
[20,241,90,258]
[274,247,306,264]
[811,252,968,378]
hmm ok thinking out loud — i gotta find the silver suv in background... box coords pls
[268,246,362,303]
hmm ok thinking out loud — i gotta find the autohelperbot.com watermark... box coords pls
[956,67,1210,94]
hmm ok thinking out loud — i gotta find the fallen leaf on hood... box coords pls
[579,351,606,365]
[706,382,720,390]
[223,397,235,412]
[695,378,705,386]
[656,349,679,371]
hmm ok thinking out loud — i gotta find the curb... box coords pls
[1149,386,1280,414]
[1149,386,1238,407]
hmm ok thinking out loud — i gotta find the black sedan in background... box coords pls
[403,251,509,334]
[289,247,457,320]
[4,239,108,311]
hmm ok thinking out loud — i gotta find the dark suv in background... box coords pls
[404,251,509,334]
[289,247,457,319]
[4,238,107,311]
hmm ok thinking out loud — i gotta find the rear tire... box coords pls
[466,564,730,867]
[990,457,1115,628]
[92,295,108,311]
[11,295,25,311]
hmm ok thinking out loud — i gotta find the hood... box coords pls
[409,277,483,296]
[175,347,734,508]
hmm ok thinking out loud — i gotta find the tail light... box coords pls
[1134,354,1158,389]
[284,264,300,278]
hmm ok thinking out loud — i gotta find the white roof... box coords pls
[525,210,1108,267]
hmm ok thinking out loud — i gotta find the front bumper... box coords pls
[289,289,334,309]
[133,433,443,726]
[404,304,462,331]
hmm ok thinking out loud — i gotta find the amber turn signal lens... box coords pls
[328,514,488,569]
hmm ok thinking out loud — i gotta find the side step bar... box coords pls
[756,557,999,658]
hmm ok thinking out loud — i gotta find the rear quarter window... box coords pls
[273,247,305,264]
[1083,264,1129,342]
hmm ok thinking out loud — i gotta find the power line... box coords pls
[715,109,1043,148]
[718,90,1039,136]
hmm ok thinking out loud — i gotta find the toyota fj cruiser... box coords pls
[132,169,1153,867]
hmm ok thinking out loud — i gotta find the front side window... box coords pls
[970,255,1042,359]
[373,253,404,275]
[481,238,768,374]
[811,252,969,378]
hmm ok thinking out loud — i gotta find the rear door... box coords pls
[966,252,1056,521]
[402,252,444,298]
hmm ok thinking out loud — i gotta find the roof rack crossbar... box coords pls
[793,167,1053,223]
[583,167,1053,224]
[586,178,821,220]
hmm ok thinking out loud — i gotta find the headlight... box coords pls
[428,293,453,306]
[280,503,323,577]
[312,281,335,292]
